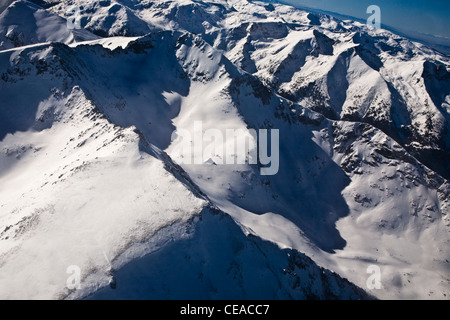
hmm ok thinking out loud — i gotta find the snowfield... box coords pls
[0,0,449,300]
[0,0,98,50]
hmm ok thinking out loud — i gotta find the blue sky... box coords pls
[280,0,450,39]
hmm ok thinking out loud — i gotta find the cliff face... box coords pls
[0,0,449,300]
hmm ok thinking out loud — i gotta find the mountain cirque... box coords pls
[0,0,449,299]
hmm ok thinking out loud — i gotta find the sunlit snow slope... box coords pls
[0,0,449,300]
[0,0,98,50]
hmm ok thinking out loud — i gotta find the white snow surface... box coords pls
[0,0,99,50]
[0,0,449,300]
[0,86,205,299]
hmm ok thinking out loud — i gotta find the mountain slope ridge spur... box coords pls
[0,0,99,50]
[0,0,449,300]
[0,37,371,300]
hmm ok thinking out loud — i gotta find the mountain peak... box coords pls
[0,0,449,300]
[0,0,98,50]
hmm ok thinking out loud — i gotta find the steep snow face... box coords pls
[0,1,15,14]
[0,32,369,300]
[86,210,370,300]
[0,51,206,298]
[205,2,450,180]
[49,0,153,37]
[161,32,450,299]
[46,0,450,179]
[0,0,98,50]
[0,0,449,300]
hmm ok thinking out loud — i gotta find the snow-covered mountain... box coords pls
[0,0,449,300]
[0,0,98,50]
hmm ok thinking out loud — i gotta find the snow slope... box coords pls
[0,0,99,50]
[50,0,153,37]
[0,0,449,300]
[0,82,206,299]
[86,210,369,300]
[0,32,369,300]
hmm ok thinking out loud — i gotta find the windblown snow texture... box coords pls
[0,0,449,300]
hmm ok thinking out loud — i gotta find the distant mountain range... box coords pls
[0,0,449,300]
[276,0,450,56]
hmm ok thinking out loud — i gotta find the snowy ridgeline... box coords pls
[0,0,449,299]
